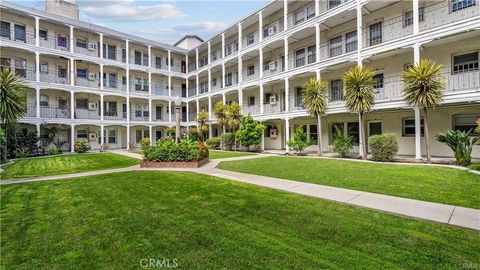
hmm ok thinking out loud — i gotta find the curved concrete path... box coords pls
[1,150,479,231]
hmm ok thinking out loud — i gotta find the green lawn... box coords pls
[470,162,480,171]
[218,156,480,209]
[1,153,140,179]
[209,150,256,160]
[1,171,478,269]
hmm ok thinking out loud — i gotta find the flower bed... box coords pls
[141,139,209,168]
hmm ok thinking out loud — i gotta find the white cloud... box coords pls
[174,21,228,32]
[80,1,185,21]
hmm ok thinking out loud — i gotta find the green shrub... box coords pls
[332,128,354,158]
[74,140,91,153]
[287,126,315,155]
[236,116,266,151]
[189,127,201,141]
[143,139,208,162]
[469,163,480,171]
[222,133,235,151]
[436,130,478,166]
[368,134,399,162]
[165,127,176,138]
[140,137,151,151]
[206,137,221,149]
[48,147,60,155]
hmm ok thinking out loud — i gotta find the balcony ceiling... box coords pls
[322,9,356,29]
[363,0,401,14]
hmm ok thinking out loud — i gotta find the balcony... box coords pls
[153,111,168,122]
[152,83,167,96]
[263,59,285,77]
[74,45,98,57]
[224,41,239,56]
[131,111,149,121]
[40,70,69,85]
[243,104,260,116]
[262,19,284,40]
[39,105,71,118]
[287,2,315,29]
[188,62,197,72]
[288,49,316,69]
[188,87,197,97]
[76,76,99,88]
[75,108,100,119]
[243,67,260,82]
[210,50,222,64]
[104,109,126,121]
[171,87,183,97]
[0,29,35,46]
[289,98,305,112]
[131,80,149,94]
[210,80,222,92]
[242,31,259,49]
[26,104,36,117]
[320,34,357,60]
[103,78,127,92]
[188,112,196,121]
[15,67,36,81]
[103,48,125,63]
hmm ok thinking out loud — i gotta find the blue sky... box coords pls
[10,0,269,44]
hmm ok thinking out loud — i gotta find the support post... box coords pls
[259,47,263,78]
[149,125,153,145]
[258,11,263,43]
[100,64,104,89]
[260,84,264,114]
[100,94,104,121]
[284,78,289,112]
[284,0,288,31]
[35,52,40,82]
[356,1,363,65]
[70,58,74,86]
[70,124,75,152]
[315,23,321,63]
[100,125,104,145]
[413,0,419,34]
[36,87,40,118]
[284,37,289,71]
[99,33,104,59]
[35,17,40,47]
[414,42,422,160]
[70,91,74,120]
[285,118,290,153]
[69,25,74,53]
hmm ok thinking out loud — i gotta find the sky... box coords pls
[10,0,269,44]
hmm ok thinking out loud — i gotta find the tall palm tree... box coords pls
[213,101,227,149]
[196,109,209,141]
[0,68,27,161]
[342,65,376,160]
[226,101,242,150]
[302,78,328,156]
[403,59,444,163]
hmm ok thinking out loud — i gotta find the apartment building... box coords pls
[1,0,479,158]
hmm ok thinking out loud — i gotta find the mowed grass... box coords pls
[209,150,256,160]
[1,171,478,269]
[218,156,480,209]
[1,153,140,179]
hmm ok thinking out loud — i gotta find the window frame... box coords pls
[452,114,479,134]
[402,118,424,137]
[452,51,479,74]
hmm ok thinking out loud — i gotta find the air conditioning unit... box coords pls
[88,102,97,110]
[270,128,278,138]
[87,42,97,51]
[88,72,96,81]
[88,132,97,141]
[269,61,277,71]
[269,95,277,105]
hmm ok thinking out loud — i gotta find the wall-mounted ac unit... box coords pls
[269,95,277,105]
[88,132,97,141]
[88,73,96,81]
[87,42,97,51]
[270,128,278,138]
[88,102,97,110]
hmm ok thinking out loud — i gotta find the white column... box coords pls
[69,25,74,53]
[221,33,225,58]
[238,23,242,51]
[168,100,172,122]
[208,69,211,92]
[186,103,190,122]
[259,47,263,78]
[208,96,212,119]
[414,42,422,160]
[127,125,130,150]
[100,94,104,121]
[100,125,104,145]
[207,41,211,64]
[285,118,290,153]
[167,50,171,72]
[208,124,213,139]
[186,78,189,98]
[195,48,199,69]
[315,0,320,16]
[185,54,189,73]
[260,84,264,114]
[284,0,288,31]
[148,72,152,95]
[35,17,40,47]
[126,40,130,95]
[148,45,152,68]
[196,74,199,95]
[413,0,419,34]
[35,52,40,82]
[284,37,289,71]
[168,75,172,96]
[316,69,321,80]
[315,23,321,62]
[149,99,152,122]
[284,78,289,112]
[222,63,226,88]
[222,92,226,104]
[238,55,243,83]
[238,88,243,106]
[258,11,263,43]
[100,64,104,89]
[99,33,104,59]
[36,124,40,140]
[261,131,265,151]
[149,125,153,143]
[36,87,40,118]
[356,1,363,65]
[70,91,74,120]
[70,124,75,152]
[70,58,74,86]
[196,99,200,114]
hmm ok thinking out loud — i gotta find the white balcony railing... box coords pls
[75,108,100,120]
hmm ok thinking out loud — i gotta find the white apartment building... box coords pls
[1,0,479,158]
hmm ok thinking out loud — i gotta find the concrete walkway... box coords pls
[2,150,479,231]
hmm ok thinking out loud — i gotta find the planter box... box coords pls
[141,158,209,168]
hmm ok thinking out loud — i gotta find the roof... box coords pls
[174,35,204,46]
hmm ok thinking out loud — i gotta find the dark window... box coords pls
[248,96,255,106]
[369,22,382,46]
[39,29,48,40]
[453,115,478,133]
[330,123,344,142]
[403,8,424,27]
[247,32,255,45]
[295,87,304,108]
[330,80,343,101]
[403,118,424,136]
[373,73,384,89]
[0,21,10,39]
[329,0,342,9]
[76,99,88,109]
[76,39,87,48]
[307,45,316,64]
[369,122,382,136]
[451,0,476,12]
[453,52,479,73]
[108,130,116,143]
[14,24,26,42]
[77,69,87,78]
[295,48,305,67]
[247,65,255,76]
[135,51,142,65]
[347,122,360,144]
[329,36,343,57]
[309,125,318,141]
[156,57,162,69]
[345,31,357,53]
[58,67,67,78]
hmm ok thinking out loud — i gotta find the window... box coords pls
[329,36,343,57]
[247,65,255,76]
[247,32,255,45]
[329,0,342,9]
[142,53,148,66]
[40,95,49,107]
[108,130,116,144]
[369,22,382,46]
[373,73,384,90]
[264,93,271,104]
[104,45,116,60]
[58,67,67,78]
[453,52,479,74]
[40,63,48,73]
[14,24,26,42]
[122,49,126,62]
[451,0,476,12]
[295,48,305,67]
[403,8,424,27]
[0,58,10,71]
[57,36,67,48]
[212,78,217,87]
[403,118,424,136]
[345,31,357,53]
[330,80,343,101]
[77,129,88,139]
[39,29,48,40]
[135,51,142,65]
[369,122,382,136]
[136,130,143,143]
[307,5,315,19]
[122,76,127,86]
[58,98,68,110]
[76,98,88,109]
[307,45,316,64]
[347,122,360,144]
[76,38,87,48]
[295,87,304,108]
[77,68,87,78]
[156,57,162,69]
[248,96,255,106]
[330,122,344,142]
[453,115,478,133]
[0,21,10,39]
[309,125,318,141]
[294,9,305,25]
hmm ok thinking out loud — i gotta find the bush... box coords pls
[143,138,208,162]
[222,133,235,151]
[189,127,201,142]
[5,125,38,159]
[165,127,176,138]
[140,137,151,151]
[287,126,315,155]
[48,147,60,155]
[368,134,399,162]
[74,140,91,153]
[332,128,354,158]
[206,137,221,149]
[436,130,478,166]
[236,116,266,151]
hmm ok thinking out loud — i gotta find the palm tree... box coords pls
[342,65,376,160]
[196,109,209,141]
[213,101,227,149]
[302,78,328,156]
[226,101,242,150]
[403,59,444,163]
[0,68,27,161]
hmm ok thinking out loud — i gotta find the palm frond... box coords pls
[301,78,328,117]
[226,101,242,130]
[403,59,444,108]
[342,65,376,113]
[213,101,228,127]
[196,109,209,132]
[0,68,27,124]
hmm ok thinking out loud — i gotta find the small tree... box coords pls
[226,102,242,150]
[403,59,444,163]
[342,65,376,160]
[196,110,209,141]
[302,78,328,156]
[214,102,227,149]
[369,134,399,162]
[235,116,266,151]
[332,127,354,158]
[436,130,478,166]
[287,126,315,155]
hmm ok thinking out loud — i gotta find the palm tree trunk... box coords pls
[423,107,431,163]
[3,123,7,162]
[317,114,322,156]
[359,112,367,160]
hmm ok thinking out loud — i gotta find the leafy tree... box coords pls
[287,126,315,155]
[214,102,227,149]
[403,59,444,163]
[196,109,209,141]
[302,78,328,156]
[331,127,354,158]
[342,65,375,160]
[235,116,266,151]
[0,68,28,161]
[436,130,478,166]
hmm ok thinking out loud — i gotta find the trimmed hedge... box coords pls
[206,137,221,149]
[368,134,398,162]
[143,139,208,162]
